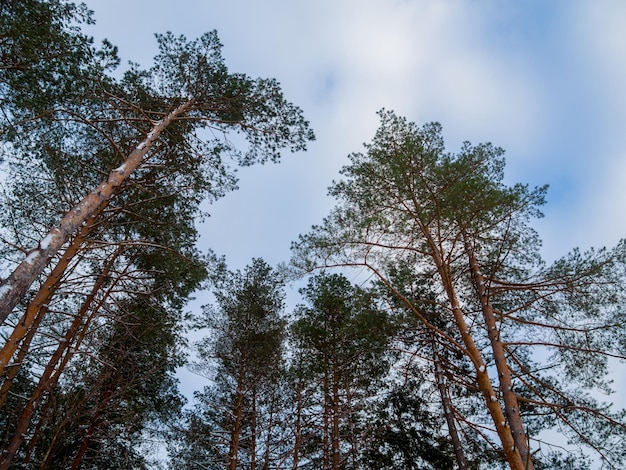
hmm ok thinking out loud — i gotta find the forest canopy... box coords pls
[1,1,625,470]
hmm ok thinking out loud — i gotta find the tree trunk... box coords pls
[432,335,469,470]
[0,201,104,377]
[421,226,526,470]
[0,250,121,470]
[228,385,245,470]
[331,361,341,469]
[0,100,194,322]
[464,237,533,469]
[28,391,64,468]
[69,385,115,470]
[0,306,47,408]
[322,367,331,470]
[251,386,257,470]
[263,388,276,470]
[344,378,359,468]
[292,376,303,470]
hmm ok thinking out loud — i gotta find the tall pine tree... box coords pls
[171,259,287,470]
[293,110,626,469]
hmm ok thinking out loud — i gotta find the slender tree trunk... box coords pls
[0,100,194,322]
[229,385,245,470]
[0,200,105,376]
[29,394,64,468]
[70,418,98,468]
[322,367,331,470]
[23,384,55,466]
[331,362,341,470]
[421,226,526,470]
[343,379,359,468]
[432,335,469,470]
[29,391,75,469]
[69,383,116,470]
[0,250,121,470]
[292,376,303,470]
[464,237,533,469]
[263,388,276,470]
[0,305,47,408]
[251,386,257,470]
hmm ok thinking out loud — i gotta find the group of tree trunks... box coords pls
[1,1,626,469]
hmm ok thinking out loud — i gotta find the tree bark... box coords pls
[262,387,276,470]
[0,305,47,408]
[344,378,359,468]
[432,335,469,470]
[421,226,526,470]
[464,237,533,469]
[0,200,104,376]
[251,386,257,470]
[0,249,121,470]
[322,365,331,470]
[228,385,245,470]
[0,100,193,322]
[69,378,117,470]
[291,376,303,470]
[331,359,341,469]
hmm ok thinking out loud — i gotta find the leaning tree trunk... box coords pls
[0,249,123,470]
[0,100,194,323]
[0,200,105,376]
[463,237,533,469]
[69,373,119,470]
[421,226,527,470]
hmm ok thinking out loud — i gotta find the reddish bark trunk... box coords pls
[322,367,331,470]
[421,226,526,470]
[292,377,303,470]
[432,336,469,470]
[331,371,340,470]
[0,250,121,470]
[69,385,116,470]
[228,386,245,470]
[0,305,47,408]
[251,387,257,470]
[0,201,104,376]
[464,238,533,469]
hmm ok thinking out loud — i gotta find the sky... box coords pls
[82,0,626,426]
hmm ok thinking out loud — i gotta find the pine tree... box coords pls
[1,3,313,466]
[0,26,313,321]
[171,259,287,470]
[289,273,394,469]
[292,110,626,469]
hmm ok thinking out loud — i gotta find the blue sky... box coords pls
[83,0,626,409]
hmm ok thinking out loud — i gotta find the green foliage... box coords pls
[26,294,186,468]
[290,273,395,468]
[137,30,315,165]
[292,110,626,468]
[207,258,286,379]
[0,0,118,122]
[171,258,287,468]
[360,380,456,470]
[292,273,393,387]
[0,2,314,467]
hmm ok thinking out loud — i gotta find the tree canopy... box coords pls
[2,2,625,469]
[292,110,626,469]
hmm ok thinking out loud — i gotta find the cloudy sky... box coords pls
[83,0,626,398]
